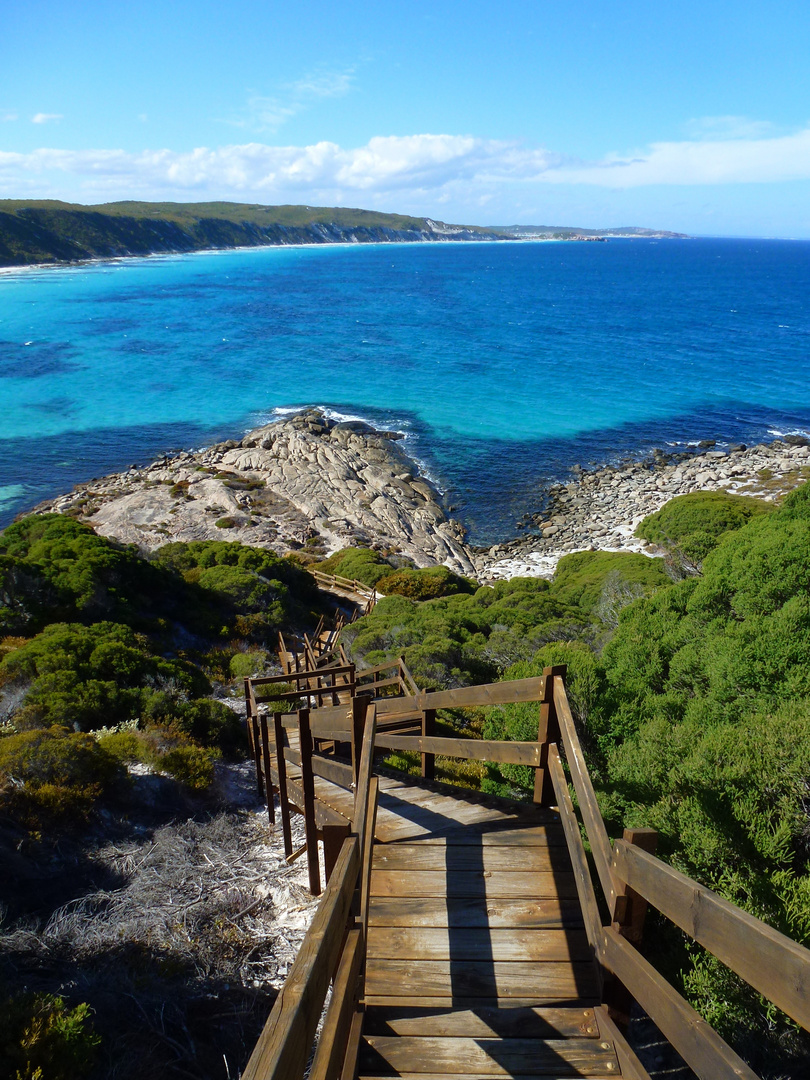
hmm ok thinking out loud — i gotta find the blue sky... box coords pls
[2,0,810,236]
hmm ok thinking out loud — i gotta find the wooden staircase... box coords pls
[240,663,810,1080]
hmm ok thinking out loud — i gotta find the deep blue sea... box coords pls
[2,237,810,543]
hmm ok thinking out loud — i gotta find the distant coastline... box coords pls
[0,199,687,268]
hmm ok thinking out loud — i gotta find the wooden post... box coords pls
[421,708,436,780]
[298,709,321,896]
[322,823,350,883]
[251,713,264,802]
[613,827,658,939]
[605,827,658,1029]
[274,712,293,860]
[351,696,369,786]
[259,713,275,825]
[534,665,566,805]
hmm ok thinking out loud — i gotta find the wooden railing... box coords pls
[245,665,810,1080]
[310,568,377,615]
[241,705,378,1080]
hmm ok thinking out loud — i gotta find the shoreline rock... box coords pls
[27,413,810,584]
[474,438,810,580]
[31,408,477,576]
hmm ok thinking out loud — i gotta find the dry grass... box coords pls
[0,770,317,1080]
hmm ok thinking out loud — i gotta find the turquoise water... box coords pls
[2,238,810,541]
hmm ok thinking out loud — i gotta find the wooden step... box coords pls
[362,1005,600,1039]
[369,869,580,899]
[366,926,591,962]
[364,958,601,1000]
[358,1034,619,1075]
[368,896,585,930]
[372,844,569,872]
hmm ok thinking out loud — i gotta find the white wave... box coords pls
[0,483,25,508]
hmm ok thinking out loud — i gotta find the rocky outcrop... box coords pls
[34,409,477,576]
[475,439,810,579]
[30,415,810,585]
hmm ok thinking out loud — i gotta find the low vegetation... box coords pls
[2,481,809,1075]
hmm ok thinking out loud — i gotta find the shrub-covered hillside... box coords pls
[0,514,322,824]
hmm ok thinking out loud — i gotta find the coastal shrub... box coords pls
[0,989,100,1080]
[1,622,209,732]
[228,649,269,679]
[156,743,217,789]
[600,490,810,740]
[0,514,159,631]
[0,726,124,826]
[171,698,246,758]
[634,490,773,564]
[317,546,394,587]
[153,539,320,633]
[341,578,586,686]
[215,516,238,528]
[482,643,605,795]
[549,550,670,617]
[377,565,476,600]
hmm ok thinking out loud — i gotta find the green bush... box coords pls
[0,513,160,634]
[635,490,773,564]
[0,726,124,826]
[377,565,476,600]
[157,744,217,789]
[1,621,208,732]
[341,577,585,687]
[0,989,100,1080]
[549,549,670,616]
[229,650,268,679]
[317,546,394,587]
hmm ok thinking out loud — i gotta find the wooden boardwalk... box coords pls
[360,780,617,1079]
[242,662,810,1080]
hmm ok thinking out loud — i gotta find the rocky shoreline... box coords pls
[32,409,477,576]
[30,409,810,582]
[474,437,810,579]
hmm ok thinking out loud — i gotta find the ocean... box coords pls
[2,237,810,543]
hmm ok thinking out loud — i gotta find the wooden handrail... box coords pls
[611,840,810,1031]
[553,676,621,914]
[240,835,360,1080]
[252,665,355,686]
[371,674,546,716]
[374,732,542,765]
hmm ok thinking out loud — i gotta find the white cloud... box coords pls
[550,127,810,187]
[31,112,63,124]
[222,67,355,133]
[2,126,810,208]
[1,112,18,122]
[683,115,774,140]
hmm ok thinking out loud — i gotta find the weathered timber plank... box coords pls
[612,839,810,1032]
[309,928,363,1080]
[595,1006,653,1080]
[376,675,546,717]
[367,896,584,929]
[374,733,542,765]
[359,1035,618,1076]
[372,844,566,872]
[369,869,579,899]
[362,1004,599,1038]
[554,681,620,912]
[382,825,566,846]
[549,748,603,955]
[363,959,600,1000]
[366,926,591,962]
